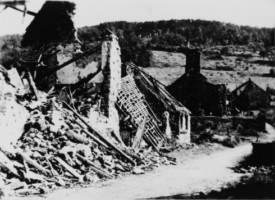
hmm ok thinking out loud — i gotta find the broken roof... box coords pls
[127,62,191,114]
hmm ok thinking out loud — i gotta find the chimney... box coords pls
[185,49,200,74]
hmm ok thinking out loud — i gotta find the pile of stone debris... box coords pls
[0,66,176,197]
[0,2,184,197]
[0,95,176,197]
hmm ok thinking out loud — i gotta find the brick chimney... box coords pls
[185,49,201,74]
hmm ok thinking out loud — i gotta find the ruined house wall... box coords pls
[101,34,122,142]
[75,35,122,144]
[56,44,99,84]
[0,71,29,149]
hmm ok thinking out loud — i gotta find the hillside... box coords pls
[78,19,274,67]
[78,19,274,47]
[0,19,274,68]
[144,50,275,91]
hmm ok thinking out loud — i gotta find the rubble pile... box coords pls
[0,96,176,196]
[0,3,182,196]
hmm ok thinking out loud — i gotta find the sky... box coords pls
[0,0,275,36]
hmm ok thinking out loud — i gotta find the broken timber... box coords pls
[0,151,20,177]
[63,102,136,166]
[16,149,50,176]
[53,157,82,180]
[71,119,109,148]
[117,75,166,151]
[132,116,147,150]
[37,43,101,84]
[76,154,113,179]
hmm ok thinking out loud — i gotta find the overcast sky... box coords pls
[0,0,274,36]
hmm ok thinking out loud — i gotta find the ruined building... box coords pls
[11,1,191,152]
[127,63,191,144]
[167,49,228,116]
[117,63,191,148]
[0,1,194,196]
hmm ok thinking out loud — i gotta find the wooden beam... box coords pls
[53,157,82,180]
[132,117,147,150]
[17,149,50,176]
[63,102,136,166]
[38,43,101,82]
[76,154,113,179]
[7,5,37,16]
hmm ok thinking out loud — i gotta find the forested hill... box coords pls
[1,19,274,68]
[78,19,274,47]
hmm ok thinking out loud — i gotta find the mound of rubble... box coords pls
[0,2,187,197]
[0,95,176,197]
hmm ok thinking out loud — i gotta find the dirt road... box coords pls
[15,143,252,200]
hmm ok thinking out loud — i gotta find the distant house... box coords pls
[167,49,227,116]
[230,79,271,112]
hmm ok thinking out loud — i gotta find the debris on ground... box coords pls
[0,97,177,197]
[0,25,179,197]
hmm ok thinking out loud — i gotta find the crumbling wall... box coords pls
[106,35,122,142]
[56,44,100,84]
[0,69,29,149]
[96,34,122,143]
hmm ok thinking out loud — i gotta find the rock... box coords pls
[83,173,99,183]
[55,177,66,187]
[114,164,125,172]
[76,144,92,158]
[38,185,49,194]
[132,167,145,174]
[49,124,59,133]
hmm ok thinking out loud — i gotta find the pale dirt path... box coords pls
[12,143,253,200]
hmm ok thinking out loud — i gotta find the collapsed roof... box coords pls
[127,62,190,115]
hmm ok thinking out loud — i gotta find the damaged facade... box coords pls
[17,1,124,143]
[15,1,191,149]
[0,66,29,149]
[0,2,192,196]
[125,63,191,144]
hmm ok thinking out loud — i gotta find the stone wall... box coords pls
[0,70,29,150]
[56,43,100,84]
[99,34,122,143]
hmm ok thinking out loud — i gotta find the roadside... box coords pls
[12,143,252,200]
[153,123,275,199]
[5,124,275,200]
